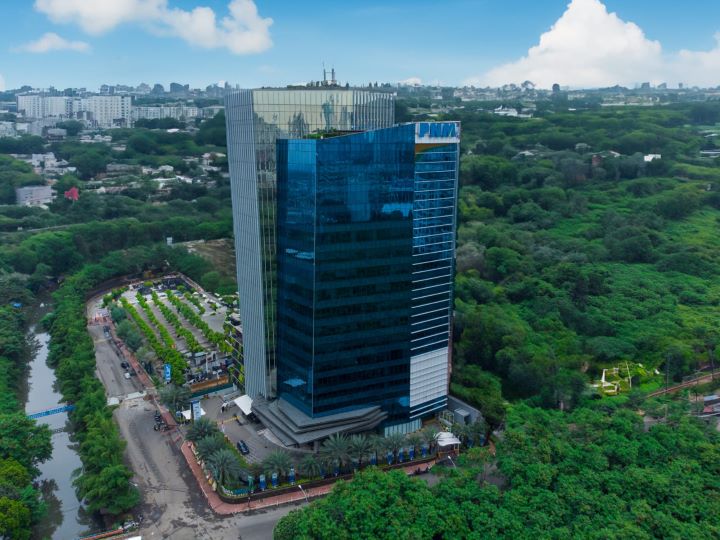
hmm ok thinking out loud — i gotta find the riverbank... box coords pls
[23,304,98,539]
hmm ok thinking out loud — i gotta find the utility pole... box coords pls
[298,484,309,503]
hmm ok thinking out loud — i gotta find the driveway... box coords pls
[116,397,301,539]
[89,324,143,399]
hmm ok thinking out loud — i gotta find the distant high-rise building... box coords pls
[169,82,190,95]
[16,95,44,118]
[225,87,459,443]
[80,96,132,128]
[16,94,132,127]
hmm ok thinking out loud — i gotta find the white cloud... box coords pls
[18,32,90,53]
[34,0,272,54]
[673,34,720,87]
[398,77,422,86]
[466,0,663,88]
[465,0,720,89]
[34,0,164,34]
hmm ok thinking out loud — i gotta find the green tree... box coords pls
[298,454,322,479]
[207,449,242,487]
[196,435,226,461]
[0,496,32,540]
[451,366,506,435]
[384,433,406,462]
[262,451,293,482]
[0,414,52,476]
[461,155,517,189]
[158,384,191,413]
[348,434,372,468]
[187,417,220,442]
[320,433,350,473]
[73,463,139,514]
[405,433,423,457]
[56,120,84,136]
[109,305,126,323]
[200,270,221,292]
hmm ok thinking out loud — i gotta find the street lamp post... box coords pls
[447,456,457,468]
[298,484,309,503]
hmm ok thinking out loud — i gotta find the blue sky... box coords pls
[1,0,720,90]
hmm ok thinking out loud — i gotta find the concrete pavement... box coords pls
[90,324,143,399]
[89,295,302,539]
[115,397,300,539]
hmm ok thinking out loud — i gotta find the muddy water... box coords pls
[23,313,99,539]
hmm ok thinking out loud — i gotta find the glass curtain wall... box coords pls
[277,125,415,419]
[226,89,394,398]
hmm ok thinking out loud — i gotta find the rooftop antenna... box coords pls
[331,67,336,85]
[322,62,327,86]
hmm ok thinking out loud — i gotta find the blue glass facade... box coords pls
[276,122,460,423]
[408,122,460,418]
[225,89,394,398]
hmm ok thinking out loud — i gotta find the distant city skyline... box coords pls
[2,1,720,91]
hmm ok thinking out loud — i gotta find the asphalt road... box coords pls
[90,324,142,399]
[89,297,301,539]
[116,398,298,539]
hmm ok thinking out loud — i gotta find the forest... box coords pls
[448,103,720,410]
[275,402,720,539]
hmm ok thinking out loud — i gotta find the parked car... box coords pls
[121,362,129,369]
[124,372,131,380]
[236,440,250,455]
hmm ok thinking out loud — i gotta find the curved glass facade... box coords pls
[276,122,460,422]
[225,89,394,398]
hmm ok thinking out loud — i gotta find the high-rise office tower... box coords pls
[267,122,459,443]
[225,89,395,400]
[226,87,459,444]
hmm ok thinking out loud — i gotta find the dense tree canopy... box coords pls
[450,104,720,406]
[276,404,720,539]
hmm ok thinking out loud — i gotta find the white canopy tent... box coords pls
[435,431,461,448]
[180,406,205,421]
[233,395,253,416]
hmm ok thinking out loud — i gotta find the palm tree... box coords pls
[451,423,468,446]
[187,417,220,442]
[298,454,322,479]
[248,461,264,480]
[405,432,423,460]
[207,448,242,487]
[158,384,190,413]
[262,450,293,482]
[320,433,350,474]
[421,425,439,455]
[196,434,225,460]
[385,433,406,463]
[368,435,387,465]
[348,434,373,469]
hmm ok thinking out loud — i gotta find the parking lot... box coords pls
[89,323,143,400]
[196,395,307,464]
[120,281,231,382]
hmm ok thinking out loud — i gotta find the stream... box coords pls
[22,307,100,540]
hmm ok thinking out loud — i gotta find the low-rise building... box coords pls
[15,185,56,207]
[106,163,140,176]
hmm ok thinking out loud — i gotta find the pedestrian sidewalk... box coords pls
[180,440,437,515]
